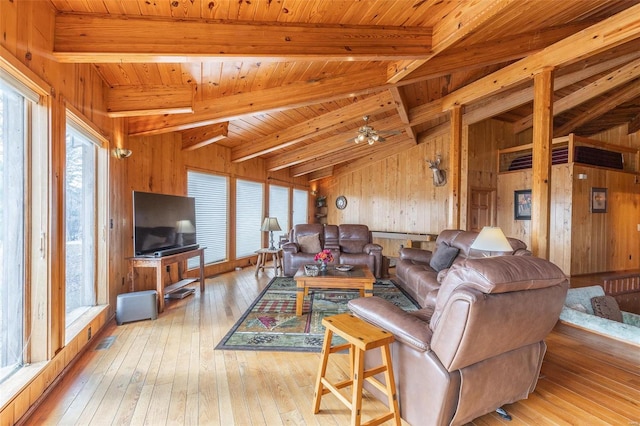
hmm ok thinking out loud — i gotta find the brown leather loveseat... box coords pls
[396,229,530,307]
[349,255,568,426]
[282,223,383,277]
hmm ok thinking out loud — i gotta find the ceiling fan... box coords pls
[352,115,400,145]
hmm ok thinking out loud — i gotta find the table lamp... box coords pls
[470,226,513,256]
[175,219,195,246]
[261,217,282,250]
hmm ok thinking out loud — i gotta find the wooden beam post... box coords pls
[531,68,554,259]
[449,105,462,229]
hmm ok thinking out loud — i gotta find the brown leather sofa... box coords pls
[282,224,383,277]
[396,229,530,307]
[349,256,568,426]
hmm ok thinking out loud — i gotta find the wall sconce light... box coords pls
[113,147,132,159]
[577,173,587,180]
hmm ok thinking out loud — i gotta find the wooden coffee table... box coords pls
[293,265,375,316]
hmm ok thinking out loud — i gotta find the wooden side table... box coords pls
[254,248,283,277]
[313,313,401,426]
[128,247,205,313]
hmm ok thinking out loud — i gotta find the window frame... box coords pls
[187,168,230,267]
[236,178,265,258]
[63,108,109,329]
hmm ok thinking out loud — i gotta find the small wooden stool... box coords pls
[254,248,282,277]
[313,313,401,426]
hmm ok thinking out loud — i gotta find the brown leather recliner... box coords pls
[282,224,383,277]
[282,224,340,276]
[348,255,568,426]
[337,224,383,278]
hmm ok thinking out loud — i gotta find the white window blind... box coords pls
[188,171,228,266]
[292,189,309,226]
[269,184,289,242]
[236,180,264,258]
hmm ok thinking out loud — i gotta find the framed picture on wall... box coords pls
[591,187,607,213]
[514,189,532,220]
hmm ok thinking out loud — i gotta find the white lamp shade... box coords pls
[175,219,195,233]
[470,227,513,252]
[261,217,282,232]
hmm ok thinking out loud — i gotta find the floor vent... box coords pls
[94,336,116,351]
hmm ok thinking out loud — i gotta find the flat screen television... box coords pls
[133,191,198,257]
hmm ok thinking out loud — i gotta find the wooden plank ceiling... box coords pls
[48,0,640,179]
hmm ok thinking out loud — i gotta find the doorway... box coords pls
[468,188,496,232]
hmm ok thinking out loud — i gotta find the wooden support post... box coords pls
[449,105,463,229]
[531,68,554,258]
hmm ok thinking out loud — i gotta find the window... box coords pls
[65,119,102,326]
[0,77,27,382]
[187,170,228,266]
[292,189,309,226]
[236,179,264,257]
[268,185,289,242]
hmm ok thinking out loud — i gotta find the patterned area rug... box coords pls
[216,276,419,352]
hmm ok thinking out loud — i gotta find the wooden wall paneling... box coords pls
[548,165,572,274]
[496,170,533,247]
[322,131,452,257]
[570,165,594,275]
[109,118,130,314]
[0,0,19,55]
[607,171,640,271]
[591,123,640,150]
[467,119,516,230]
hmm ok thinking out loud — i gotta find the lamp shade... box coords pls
[175,219,195,233]
[261,217,281,232]
[470,226,513,252]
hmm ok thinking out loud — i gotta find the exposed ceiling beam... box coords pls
[554,80,640,137]
[389,87,417,143]
[307,168,335,182]
[514,57,640,133]
[628,112,640,135]
[127,68,390,136]
[332,139,417,178]
[231,91,396,162]
[387,0,518,84]
[267,115,405,171]
[290,135,413,177]
[53,13,432,63]
[180,122,228,151]
[106,84,194,118]
[397,23,591,87]
[465,53,640,125]
[441,3,640,110]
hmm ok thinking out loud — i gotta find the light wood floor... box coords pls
[25,268,640,425]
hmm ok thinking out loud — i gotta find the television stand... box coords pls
[128,247,205,313]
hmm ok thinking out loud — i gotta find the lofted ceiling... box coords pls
[48,0,640,180]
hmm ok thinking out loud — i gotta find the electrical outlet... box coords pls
[87,326,92,340]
